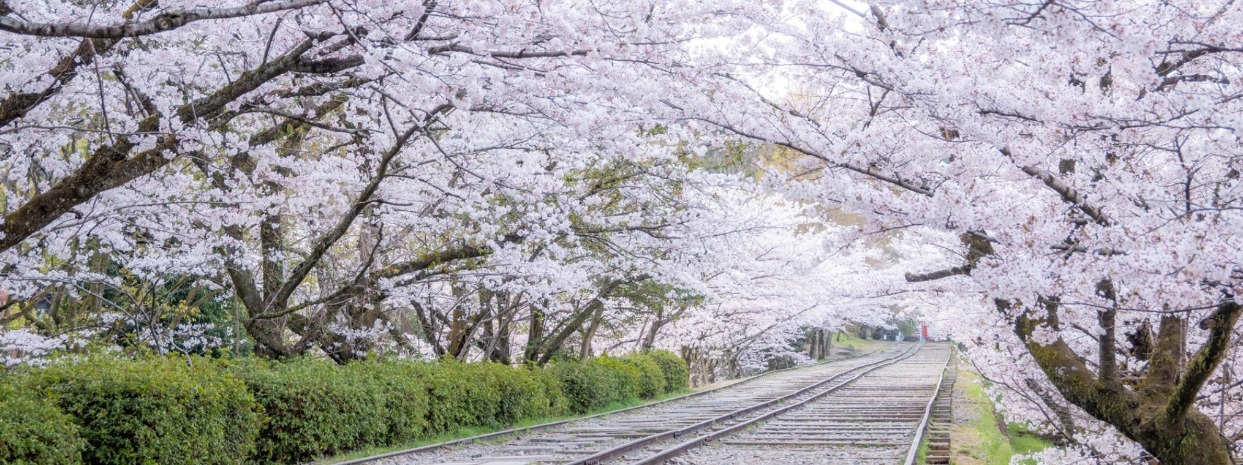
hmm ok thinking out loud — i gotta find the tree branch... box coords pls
[0,38,117,126]
[0,37,350,253]
[905,266,970,282]
[0,0,324,38]
[1162,301,1243,424]
[1013,158,1109,225]
[260,123,420,316]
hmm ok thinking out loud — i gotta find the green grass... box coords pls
[833,332,889,354]
[316,388,694,464]
[1008,423,1054,464]
[916,427,930,463]
[945,370,1053,465]
[951,370,1014,465]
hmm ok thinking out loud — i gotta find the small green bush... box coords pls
[547,359,617,413]
[27,356,259,465]
[227,358,386,464]
[345,361,431,445]
[418,360,503,433]
[0,382,84,465]
[590,356,644,402]
[532,367,570,416]
[415,361,563,430]
[620,354,666,399]
[486,363,560,423]
[647,350,689,392]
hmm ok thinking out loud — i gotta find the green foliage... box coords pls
[226,358,386,464]
[1008,423,1054,464]
[548,354,665,414]
[548,358,622,414]
[487,363,564,423]
[4,351,679,464]
[25,356,259,465]
[646,350,689,392]
[591,355,643,401]
[0,382,84,465]
[418,360,567,433]
[533,367,571,415]
[344,361,431,445]
[620,354,666,398]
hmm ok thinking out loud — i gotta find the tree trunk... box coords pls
[808,328,817,359]
[1015,300,1242,465]
[641,308,665,352]
[579,307,605,360]
[523,303,545,364]
[821,329,831,359]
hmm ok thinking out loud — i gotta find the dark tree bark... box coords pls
[1014,300,1240,465]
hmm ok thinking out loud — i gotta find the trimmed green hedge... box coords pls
[622,354,667,399]
[548,352,688,414]
[0,383,84,464]
[226,358,388,464]
[22,356,260,465]
[353,361,432,445]
[3,351,689,464]
[649,350,689,392]
[548,357,620,413]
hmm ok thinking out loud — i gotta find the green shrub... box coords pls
[620,354,666,399]
[590,356,643,402]
[418,360,503,433]
[547,359,617,413]
[0,382,84,465]
[532,367,570,416]
[413,360,562,431]
[27,356,259,465]
[486,364,559,423]
[345,361,431,445]
[2,352,687,465]
[227,358,386,464]
[647,350,689,392]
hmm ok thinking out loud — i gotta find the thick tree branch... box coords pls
[1162,301,1243,424]
[535,274,651,365]
[0,0,324,38]
[0,38,349,254]
[427,43,592,59]
[905,266,970,282]
[373,241,505,280]
[260,123,419,316]
[1013,158,1109,225]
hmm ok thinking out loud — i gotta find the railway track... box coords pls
[358,342,949,465]
[666,344,952,465]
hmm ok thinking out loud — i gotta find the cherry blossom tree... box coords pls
[0,0,744,360]
[7,1,1243,463]
[676,1,1243,463]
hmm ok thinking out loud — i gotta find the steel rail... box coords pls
[565,342,925,465]
[622,343,929,465]
[330,344,895,465]
[901,350,954,465]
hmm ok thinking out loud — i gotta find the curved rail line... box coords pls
[642,344,953,465]
[338,344,906,465]
[569,343,926,465]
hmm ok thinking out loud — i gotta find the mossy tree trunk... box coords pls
[912,233,1240,464]
[1014,299,1240,465]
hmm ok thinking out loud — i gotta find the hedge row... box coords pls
[0,351,687,464]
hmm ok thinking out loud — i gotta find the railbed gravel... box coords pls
[374,345,914,465]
